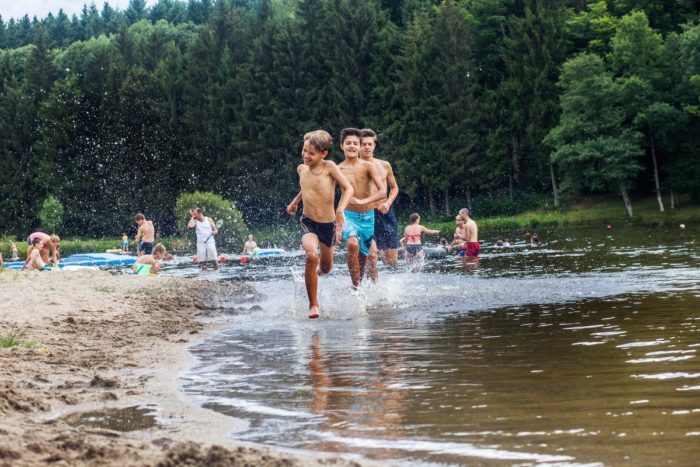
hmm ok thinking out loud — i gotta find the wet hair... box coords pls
[135,213,145,221]
[496,240,503,246]
[31,237,42,246]
[304,130,333,153]
[409,213,420,224]
[360,128,377,141]
[153,243,166,255]
[531,235,540,245]
[340,127,362,144]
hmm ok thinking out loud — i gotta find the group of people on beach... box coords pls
[286,128,479,319]
[5,129,480,290]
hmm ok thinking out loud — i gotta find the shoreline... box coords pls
[0,269,361,466]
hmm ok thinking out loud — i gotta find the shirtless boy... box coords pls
[458,208,479,262]
[337,128,386,288]
[286,130,354,319]
[359,129,399,276]
[242,234,257,254]
[134,213,155,256]
[133,243,167,276]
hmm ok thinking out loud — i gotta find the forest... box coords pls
[1,0,699,237]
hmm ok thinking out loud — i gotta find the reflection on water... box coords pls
[179,225,700,465]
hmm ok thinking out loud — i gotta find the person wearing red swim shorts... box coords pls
[458,208,480,264]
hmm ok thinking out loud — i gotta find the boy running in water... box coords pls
[337,128,386,289]
[286,130,354,319]
[359,129,400,277]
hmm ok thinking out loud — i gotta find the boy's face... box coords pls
[341,135,361,160]
[302,140,327,166]
[360,137,375,158]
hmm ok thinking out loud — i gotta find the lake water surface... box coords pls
[175,225,700,465]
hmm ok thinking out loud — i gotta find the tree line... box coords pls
[1,0,698,237]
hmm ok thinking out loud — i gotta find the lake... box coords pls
[174,225,700,465]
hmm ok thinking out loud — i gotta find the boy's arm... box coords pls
[135,225,143,241]
[378,163,399,214]
[354,164,387,206]
[287,191,302,216]
[328,163,354,241]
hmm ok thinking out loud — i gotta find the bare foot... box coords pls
[308,305,320,319]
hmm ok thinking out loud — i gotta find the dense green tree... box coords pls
[546,54,645,218]
[501,0,568,205]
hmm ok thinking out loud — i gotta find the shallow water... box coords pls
[64,406,157,432]
[176,225,700,465]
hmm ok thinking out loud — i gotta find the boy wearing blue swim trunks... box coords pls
[337,128,386,289]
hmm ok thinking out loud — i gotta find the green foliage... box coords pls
[0,0,698,237]
[0,328,38,349]
[174,191,248,249]
[38,195,64,234]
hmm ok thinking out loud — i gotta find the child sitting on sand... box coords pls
[22,238,49,271]
[132,243,167,276]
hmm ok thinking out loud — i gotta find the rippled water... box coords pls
[175,225,700,465]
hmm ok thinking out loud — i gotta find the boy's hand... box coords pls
[335,211,345,243]
[286,202,297,216]
[377,201,390,214]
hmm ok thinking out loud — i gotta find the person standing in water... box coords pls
[286,130,354,319]
[359,128,400,276]
[188,208,219,271]
[134,213,155,256]
[242,234,258,254]
[458,208,480,263]
[337,128,386,289]
[399,213,440,263]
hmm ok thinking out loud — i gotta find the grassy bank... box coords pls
[426,196,699,234]
[0,236,193,260]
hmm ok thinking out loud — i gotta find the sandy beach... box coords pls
[0,269,359,466]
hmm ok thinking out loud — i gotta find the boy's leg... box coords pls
[302,233,321,318]
[381,248,398,269]
[365,241,378,282]
[346,236,362,288]
[318,242,334,275]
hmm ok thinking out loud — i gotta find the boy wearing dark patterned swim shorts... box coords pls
[286,130,354,319]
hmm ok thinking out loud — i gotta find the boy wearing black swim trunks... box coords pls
[359,129,400,273]
[286,130,354,319]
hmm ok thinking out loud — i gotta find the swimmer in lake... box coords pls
[458,208,479,264]
[399,213,440,263]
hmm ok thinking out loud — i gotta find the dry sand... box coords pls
[0,269,360,466]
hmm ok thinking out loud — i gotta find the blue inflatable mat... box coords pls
[3,253,136,270]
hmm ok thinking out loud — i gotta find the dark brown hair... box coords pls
[340,127,362,144]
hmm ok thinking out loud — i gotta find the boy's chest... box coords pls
[300,172,334,194]
[339,166,369,189]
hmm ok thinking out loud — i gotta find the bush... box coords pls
[39,195,64,234]
[174,192,248,250]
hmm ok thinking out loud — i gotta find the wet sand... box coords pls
[0,269,359,466]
